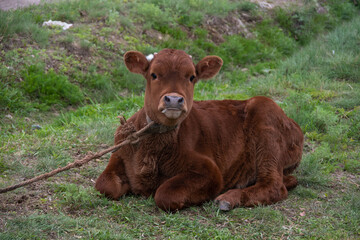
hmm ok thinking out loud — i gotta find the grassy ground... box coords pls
[1,0,359,239]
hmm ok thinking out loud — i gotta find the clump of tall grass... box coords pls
[0,10,48,45]
[22,65,84,109]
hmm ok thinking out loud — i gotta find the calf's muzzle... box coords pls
[159,93,187,120]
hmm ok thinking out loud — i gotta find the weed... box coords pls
[22,65,84,109]
[118,15,133,30]
[274,8,293,35]
[255,20,297,56]
[216,35,274,68]
[132,3,173,30]
[81,73,116,102]
[329,0,358,21]
[0,10,48,46]
[112,63,146,93]
[326,54,360,82]
[0,82,29,113]
[158,26,187,40]
[107,9,120,25]
[347,109,360,141]
[79,39,92,50]
[297,150,330,188]
[178,11,204,27]
[0,157,9,175]
[58,33,74,45]
[292,186,318,199]
[238,1,258,13]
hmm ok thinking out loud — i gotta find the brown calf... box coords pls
[95,49,304,211]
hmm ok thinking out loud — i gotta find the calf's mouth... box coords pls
[161,108,183,119]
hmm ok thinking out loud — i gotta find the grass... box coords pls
[0,10,49,46]
[0,0,360,239]
[0,1,357,113]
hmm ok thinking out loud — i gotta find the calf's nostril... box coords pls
[178,97,184,104]
[164,96,171,103]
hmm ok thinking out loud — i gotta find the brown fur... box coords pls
[95,49,304,211]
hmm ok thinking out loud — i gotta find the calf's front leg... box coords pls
[154,154,223,211]
[95,154,130,199]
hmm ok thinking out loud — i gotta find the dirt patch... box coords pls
[331,170,360,190]
[203,0,303,43]
[0,182,55,217]
[0,0,38,10]
[0,0,61,11]
[205,12,259,43]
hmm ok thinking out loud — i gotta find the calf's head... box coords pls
[124,49,223,126]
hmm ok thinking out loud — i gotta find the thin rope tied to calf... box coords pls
[0,119,156,194]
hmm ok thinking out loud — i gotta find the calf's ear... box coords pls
[124,51,149,75]
[196,56,223,80]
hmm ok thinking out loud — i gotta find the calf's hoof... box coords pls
[215,199,231,211]
[214,189,242,211]
[154,188,186,212]
[95,172,128,200]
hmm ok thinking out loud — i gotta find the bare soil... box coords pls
[0,0,60,11]
[0,0,41,10]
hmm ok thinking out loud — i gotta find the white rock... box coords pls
[43,20,73,30]
[146,54,154,61]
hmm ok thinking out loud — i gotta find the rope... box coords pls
[0,120,156,194]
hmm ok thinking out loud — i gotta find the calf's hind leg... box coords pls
[215,172,288,211]
[283,175,298,190]
[216,126,290,210]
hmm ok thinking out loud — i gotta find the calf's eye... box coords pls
[151,73,157,79]
[190,75,195,82]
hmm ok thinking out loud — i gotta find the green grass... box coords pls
[1,0,358,113]
[0,10,49,46]
[1,0,360,239]
[22,65,84,108]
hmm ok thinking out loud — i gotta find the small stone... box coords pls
[32,124,42,130]
[317,6,328,14]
